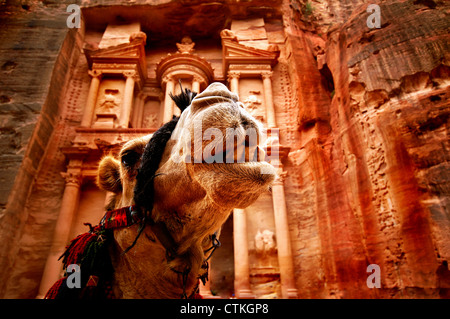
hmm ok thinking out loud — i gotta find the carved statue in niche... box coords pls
[255,229,276,256]
[176,36,195,54]
[98,89,120,113]
[243,91,264,122]
[142,113,158,128]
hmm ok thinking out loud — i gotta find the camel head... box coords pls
[96,82,275,297]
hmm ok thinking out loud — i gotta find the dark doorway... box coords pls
[210,214,235,298]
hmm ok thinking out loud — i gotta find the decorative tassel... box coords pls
[44,205,142,299]
[44,277,66,299]
[79,275,99,299]
[60,232,97,267]
[80,231,113,277]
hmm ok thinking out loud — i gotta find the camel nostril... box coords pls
[241,118,250,128]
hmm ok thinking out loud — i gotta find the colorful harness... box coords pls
[44,204,219,299]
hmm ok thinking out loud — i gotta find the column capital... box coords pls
[123,70,137,79]
[227,71,240,80]
[61,171,82,187]
[273,170,287,185]
[162,74,175,84]
[261,71,273,79]
[88,69,102,78]
[192,74,204,84]
[137,91,147,100]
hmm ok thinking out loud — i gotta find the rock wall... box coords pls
[0,0,84,297]
[284,0,449,298]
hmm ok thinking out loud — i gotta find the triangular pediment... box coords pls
[84,39,146,66]
[223,38,279,59]
[221,33,279,74]
[83,37,148,86]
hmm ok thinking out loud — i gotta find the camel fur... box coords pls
[93,82,275,298]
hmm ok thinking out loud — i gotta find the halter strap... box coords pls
[99,205,178,257]
[100,205,143,230]
[99,205,219,299]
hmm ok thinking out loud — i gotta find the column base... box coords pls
[286,288,299,299]
[201,293,222,299]
[199,285,222,299]
[235,289,256,299]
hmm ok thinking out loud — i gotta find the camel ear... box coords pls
[97,156,122,193]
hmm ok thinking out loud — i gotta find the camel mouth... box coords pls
[201,142,265,165]
[222,162,276,181]
[194,161,276,183]
[191,161,276,209]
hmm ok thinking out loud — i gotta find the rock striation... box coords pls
[284,0,449,298]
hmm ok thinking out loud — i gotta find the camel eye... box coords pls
[121,150,140,168]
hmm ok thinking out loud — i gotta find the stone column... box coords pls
[228,71,240,96]
[36,170,82,298]
[81,70,102,127]
[270,163,299,299]
[162,75,175,123]
[132,92,146,128]
[118,71,136,128]
[233,208,255,298]
[261,71,277,128]
[192,76,201,94]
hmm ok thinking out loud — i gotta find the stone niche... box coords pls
[246,192,281,298]
[239,78,266,124]
[93,77,125,128]
[141,98,162,128]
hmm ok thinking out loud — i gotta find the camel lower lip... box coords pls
[196,161,276,177]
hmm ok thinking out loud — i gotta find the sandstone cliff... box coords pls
[284,0,449,297]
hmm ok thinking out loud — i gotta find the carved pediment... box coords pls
[84,34,147,85]
[221,29,280,74]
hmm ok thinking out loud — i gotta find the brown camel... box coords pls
[46,82,275,299]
